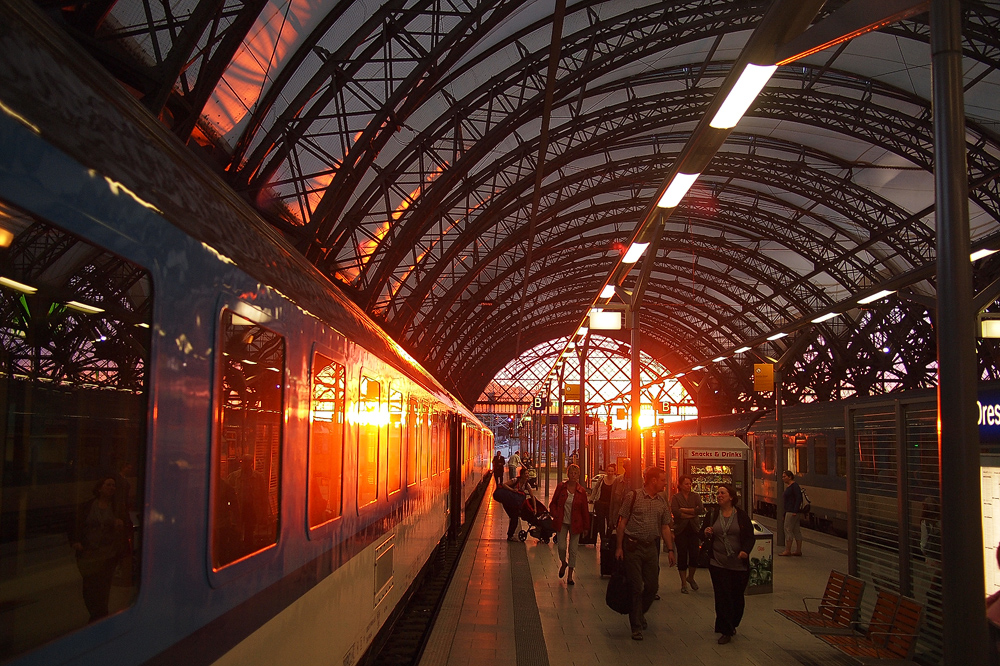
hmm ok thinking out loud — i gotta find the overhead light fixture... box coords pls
[981,316,1000,338]
[972,248,998,262]
[712,356,726,363]
[858,289,895,305]
[0,276,37,294]
[66,300,104,314]
[675,372,686,377]
[0,228,13,248]
[622,242,649,264]
[709,63,778,129]
[767,332,788,341]
[811,312,840,323]
[600,285,616,298]
[577,326,589,336]
[590,310,622,330]
[734,346,751,354]
[657,172,700,208]
[136,322,150,329]
[692,365,704,371]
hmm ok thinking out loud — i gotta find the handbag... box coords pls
[605,559,632,614]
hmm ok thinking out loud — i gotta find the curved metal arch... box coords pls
[318,1,766,273]
[228,0,524,245]
[354,64,993,316]
[407,145,934,350]
[427,222,831,383]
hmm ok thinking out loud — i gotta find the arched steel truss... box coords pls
[38,0,1000,410]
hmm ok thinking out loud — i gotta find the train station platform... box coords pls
[421,482,855,666]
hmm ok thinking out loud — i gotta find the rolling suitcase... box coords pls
[579,511,598,545]
[599,532,615,576]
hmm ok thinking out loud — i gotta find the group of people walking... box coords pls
[493,451,763,645]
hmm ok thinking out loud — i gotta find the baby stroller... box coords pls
[517,496,556,544]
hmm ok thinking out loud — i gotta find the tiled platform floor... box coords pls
[422,479,854,666]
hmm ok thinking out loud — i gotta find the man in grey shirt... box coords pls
[615,467,676,641]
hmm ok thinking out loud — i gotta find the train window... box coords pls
[406,398,417,486]
[794,436,808,475]
[814,435,829,475]
[420,406,430,481]
[835,438,847,477]
[387,389,403,494]
[308,353,345,528]
[763,438,775,474]
[0,208,150,659]
[357,376,381,507]
[213,309,284,569]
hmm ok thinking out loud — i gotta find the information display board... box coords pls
[982,457,1000,595]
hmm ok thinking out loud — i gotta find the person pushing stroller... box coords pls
[494,467,535,541]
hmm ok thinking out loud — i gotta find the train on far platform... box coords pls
[648,383,1000,537]
[0,6,491,666]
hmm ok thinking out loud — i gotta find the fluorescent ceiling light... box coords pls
[66,300,104,314]
[657,172,700,208]
[710,64,778,129]
[982,319,1000,338]
[692,365,704,371]
[0,276,37,294]
[858,289,895,305]
[600,285,616,298]
[811,312,840,323]
[712,356,726,363]
[622,242,649,264]
[767,332,788,341]
[135,322,150,329]
[590,310,622,330]
[675,372,686,377]
[734,346,751,354]
[972,249,998,262]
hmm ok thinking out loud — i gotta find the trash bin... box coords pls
[747,521,773,595]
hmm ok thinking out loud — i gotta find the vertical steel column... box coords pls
[846,404,858,576]
[895,400,912,596]
[931,0,987,658]
[630,305,642,489]
[558,364,565,487]
[579,339,588,482]
[545,388,551,500]
[605,409,611,471]
[775,368,785,549]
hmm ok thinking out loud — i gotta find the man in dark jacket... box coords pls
[779,470,804,556]
[492,451,505,485]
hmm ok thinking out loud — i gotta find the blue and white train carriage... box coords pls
[0,4,492,665]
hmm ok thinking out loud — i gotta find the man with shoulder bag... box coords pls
[779,470,804,556]
[615,466,676,641]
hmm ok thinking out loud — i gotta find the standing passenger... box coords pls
[614,466,676,640]
[591,463,618,543]
[549,464,591,586]
[670,475,705,593]
[779,470,804,556]
[701,484,755,644]
[507,450,522,483]
[492,450,506,485]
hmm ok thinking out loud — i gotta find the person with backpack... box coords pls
[779,470,804,556]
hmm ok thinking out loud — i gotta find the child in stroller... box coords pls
[517,496,556,543]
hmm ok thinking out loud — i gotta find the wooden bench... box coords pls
[776,569,866,633]
[815,589,923,664]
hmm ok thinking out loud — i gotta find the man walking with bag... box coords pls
[615,466,676,640]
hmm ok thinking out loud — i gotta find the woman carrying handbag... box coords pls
[700,484,755,644]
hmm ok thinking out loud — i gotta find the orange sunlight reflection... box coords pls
[204,0,325,138]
